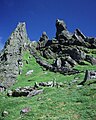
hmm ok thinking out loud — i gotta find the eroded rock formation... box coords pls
[0,19,96,87]
[36,19,96,73]
[0,22,30,87]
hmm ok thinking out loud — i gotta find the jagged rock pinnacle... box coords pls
[56,19,72,40]
[0,22,30,87]
[5,22,29,48]
[56,19,67,31]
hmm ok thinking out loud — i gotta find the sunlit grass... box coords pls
[0,51,96,120]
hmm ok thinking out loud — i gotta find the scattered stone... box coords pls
[2,111,9,117]
[39,81,54,87]
[20,107,31,115]
[38,81,63,87]
[0,84,6,92]
[26,70,34,75]
[27,89,43,97]
[7,90,13,96]
[37,97,42,101]
[77,85,83,88]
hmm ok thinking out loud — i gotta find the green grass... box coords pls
[0,51,96,120]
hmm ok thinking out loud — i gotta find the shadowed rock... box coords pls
[35,19,96,75]
[37,32,48,48]
[20,107,31,115]
[7,86,43,97]
[56,19,72,42]
[79,70,96,85]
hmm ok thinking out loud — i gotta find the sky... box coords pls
[0,0,96,50]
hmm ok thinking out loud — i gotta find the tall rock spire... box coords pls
[56,19,72,41]
[0,22,30,87]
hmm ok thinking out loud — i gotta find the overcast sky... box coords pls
[0,0,96,50]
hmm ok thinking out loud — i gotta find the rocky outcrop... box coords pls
[0,22,30,87]
[29,48,79,75]
[37,32,48,49]
[56,19,72,42]
[7,86,43,97]
[36,19,96,73]
[1,19,96,88]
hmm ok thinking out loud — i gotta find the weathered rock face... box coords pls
[0,22,30,87]
[37,32,48,48]
[56,19,72,42]
[35,19,96,74]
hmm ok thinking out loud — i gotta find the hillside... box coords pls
[0,51,96,120]
[0,19,96,120]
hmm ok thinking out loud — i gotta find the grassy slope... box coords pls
[0,51,96,120]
